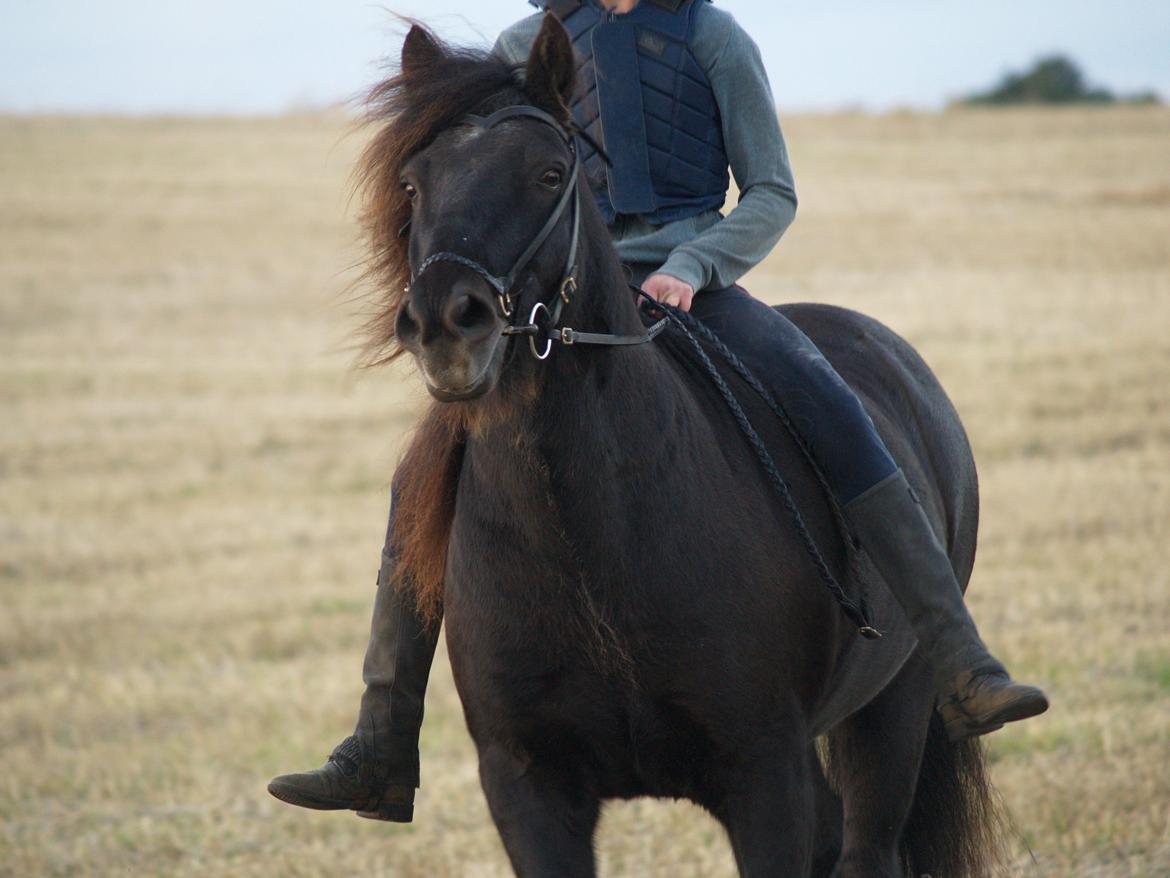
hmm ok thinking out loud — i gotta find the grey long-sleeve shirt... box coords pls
[493,4,797,292]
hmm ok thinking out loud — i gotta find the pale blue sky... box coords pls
[2,1,1167,113]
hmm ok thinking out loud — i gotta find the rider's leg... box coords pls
[688,286,1047,740]
[267,497,440,821]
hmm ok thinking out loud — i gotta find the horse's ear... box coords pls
[525,13,577,122]
[402,24,444,73]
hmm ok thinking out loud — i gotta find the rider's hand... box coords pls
[642,273,695,312]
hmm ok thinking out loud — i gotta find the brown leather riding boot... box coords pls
[844,470,1049,741]
[267,551,440,821]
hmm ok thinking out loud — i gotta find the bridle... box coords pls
[406,105,666,360]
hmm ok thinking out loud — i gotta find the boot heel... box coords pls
[939,699,1003,741]
[357,801,414,823]
[357,785,416,823]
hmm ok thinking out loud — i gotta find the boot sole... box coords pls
[268,781,414,823]
[267,780,352,811]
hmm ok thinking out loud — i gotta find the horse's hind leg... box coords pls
[477,745,600,878]
[826,654,935,878]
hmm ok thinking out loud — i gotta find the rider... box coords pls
[268,0,1048,823]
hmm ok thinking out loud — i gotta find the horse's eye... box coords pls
[540,169,563,189]
[402,182,418,201]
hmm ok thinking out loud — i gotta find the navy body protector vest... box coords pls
[528,0,730,226]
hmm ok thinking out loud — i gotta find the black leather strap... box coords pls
[558,318,668,347]
[412,105,581,315]
[464,105,572,142]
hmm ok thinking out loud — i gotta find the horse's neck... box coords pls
[565,223,647,342]
[522,231,686,460]
[465,220,702,538]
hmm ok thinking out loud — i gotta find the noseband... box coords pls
[407,105,666,360]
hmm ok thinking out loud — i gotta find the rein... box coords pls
[635,287,881,639]
[404,102,879,637]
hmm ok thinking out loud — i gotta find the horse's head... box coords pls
[358,16,581,402]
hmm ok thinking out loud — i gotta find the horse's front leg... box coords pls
[478,743,601,878]
[714,737,817,878]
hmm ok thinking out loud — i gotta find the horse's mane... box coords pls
[354,29,522,367]
[390,404,465,625]
[355,29,524,622]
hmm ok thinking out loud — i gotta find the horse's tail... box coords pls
[900,712,1006,877]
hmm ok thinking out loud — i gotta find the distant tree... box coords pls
[966,56,1112,104]
[964,55,1160,105]
[1125,90,1163,105]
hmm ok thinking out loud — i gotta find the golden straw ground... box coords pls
[1,106,1168,876]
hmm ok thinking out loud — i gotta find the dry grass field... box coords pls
[2,105,1169,876]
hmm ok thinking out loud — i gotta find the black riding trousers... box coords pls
[688,285,897,504]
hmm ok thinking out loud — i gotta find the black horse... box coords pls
[361,17,1002,877]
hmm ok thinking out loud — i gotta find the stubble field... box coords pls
[2,106,1169,876]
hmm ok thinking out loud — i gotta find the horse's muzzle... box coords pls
[397,270,508,401]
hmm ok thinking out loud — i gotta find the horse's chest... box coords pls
[444,582,717,797]
[439,460,784,792]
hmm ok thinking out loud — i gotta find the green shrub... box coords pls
[964,55,1161,105]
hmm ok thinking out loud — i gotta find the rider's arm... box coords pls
[657,10,798,293]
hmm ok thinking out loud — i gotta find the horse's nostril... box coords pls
[447,294,471,326]
[443,291,495,337]
[396,299,421,342]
